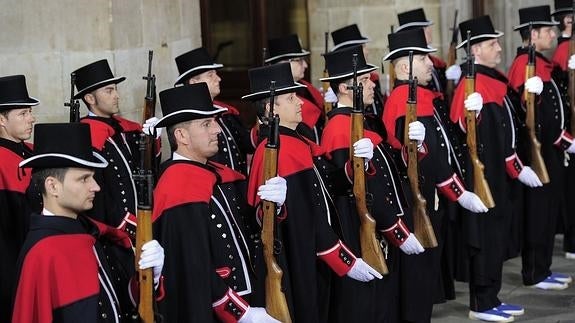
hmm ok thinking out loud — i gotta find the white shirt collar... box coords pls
[172,152,191,161]
[42,208,56,216]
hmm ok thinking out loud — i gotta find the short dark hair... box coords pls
[254,98,271,122]
[520,26,543,42]
[330,78,352,96]
[166,120,192,152]
[31,168,69,196]
[0,109,10,118]
[557,14,569,32]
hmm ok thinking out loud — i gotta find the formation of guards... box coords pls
[1,2,575,323]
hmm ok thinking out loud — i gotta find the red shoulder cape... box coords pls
[213,100,240,116]
[321,112,383,159]
[508,53,553,91]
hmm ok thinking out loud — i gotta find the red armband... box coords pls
[317,240,357,276]
[436,173,466,202]
[381,218,411,248]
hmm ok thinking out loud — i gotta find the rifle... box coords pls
[349,54,389,275]
[405,51,437,248]
[64,73,80,122]
[322,31,333,125]
[388,25,396,91]
[134,50,157,323]
[261,81,292,323]
[569,1,575,135]
[445,10,459,106]
[524,24,550,183]
[464,31,495,208]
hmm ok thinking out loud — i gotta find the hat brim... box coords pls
[19,151,108,169]
[395,21,434,33]
[552,8,573,17]
[513,21,559,30]
[74,76,126,99]
[456,31,504,49]
[174,64,224,86]
[0,96,40,109]
[155,106,228,128]
[265,50,310,64]
[331,37,371,52]
[383,46,436,61]
[241,83,307,101]
[319,64,378,82]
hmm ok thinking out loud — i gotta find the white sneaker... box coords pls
[550,272,573,284]
[566,252,575,260]
[469,309,514,322]
[532,277,569,290]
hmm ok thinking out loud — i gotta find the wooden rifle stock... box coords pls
[464,31,495,208]
[524,25,550,184]
[349,54,388,275]
[404,52,437,248]
[135,50,157,323]
[261,83,292,323]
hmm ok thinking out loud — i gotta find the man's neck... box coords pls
[173,151,207,164]
[0,133,22,143]
[88,110,112,118]
[42,204,78,219]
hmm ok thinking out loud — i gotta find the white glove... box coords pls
[457,191,488,213]
[525,76,543,95]
[353,138,374,161]
[143,117,162,138]
[399,234,425,255]
[464,92,483,115]
[238,307,281,323]
[139,240,165,286]
[408,121,426,147]
[517,166,543,187]
[567,142,575,154]
[346,258,383,282]
[257,176,287,206]
[324,86,338,103]
[568,55,575,70]
[445,64,462,81]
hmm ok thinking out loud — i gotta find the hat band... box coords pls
[382,46,436,61]
[174,63,224,85]
[319,65,378,82]
[331,38,371,52]
[155,106,228,128]
[456,31,504,49]
[265,50,310,63]
[19,151,108,169]
[75,76,125,96]
[395,20,433,32]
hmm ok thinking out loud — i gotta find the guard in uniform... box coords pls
[321,44,426,323]
[174,47,254,175]
[12,122,164,323]
[151,83,278,323]
[74,59,159,239]
[244,63,382,322]
[0,75,39,323]
[383,28,488,323]
[265,34,325,144]
[508,5,574,291]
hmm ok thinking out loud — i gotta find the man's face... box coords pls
[357,73,375,105]
[286,57,308,81]
[86,84,120,117]
[0,107,35,142]
[411,54,434,86]
[177,117,222,161]
[53,168,100,214]
[188,70,221,99]
[533,26,556,51]
[474,38,502,68]
[273,92,303,129]
[562,14,573,36]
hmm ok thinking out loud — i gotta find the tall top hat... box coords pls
[320,45,377,82]
[0,75,40,110]
[552,0,573,17]
[395,8,433,33]
[174,47,223,86]
[155,83,226,128]
[383,28,436,61]
[331,24,370,52]
[19,123,108,169]
[514,5,559,30]
[265,34,310,64]
[242,63,306,101]
[457,15,504,49]
[72,59,126,99]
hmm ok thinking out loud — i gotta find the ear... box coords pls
[174,127,189,146]
[45,176,60,197]
[84,93,96,106]
[338,82,348,95]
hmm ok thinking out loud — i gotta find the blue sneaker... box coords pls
[496,303,524,316]
[468,308,514,322]
[532,277,568,290]
[550,272,572,284]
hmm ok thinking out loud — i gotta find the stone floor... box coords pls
[432,237,575,323]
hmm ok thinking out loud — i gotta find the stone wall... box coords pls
[0,0,202,125]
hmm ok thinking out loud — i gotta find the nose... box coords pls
[91,179,101,192]
[213,120,222,134]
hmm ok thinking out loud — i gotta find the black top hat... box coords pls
[156,83,226,128]
[514,5,559,30]
[395,8,433,32]
[72,59,126,99]
[0,75,40,110]
[265,34,310,64]
[552,0,573,17]
[320,45,377,82]
[174,47,224,86]
[331,24,370,52]
[383,28,436,61]
[20,123,108,169]
[457,15,504,49]
[242,63,306,101]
